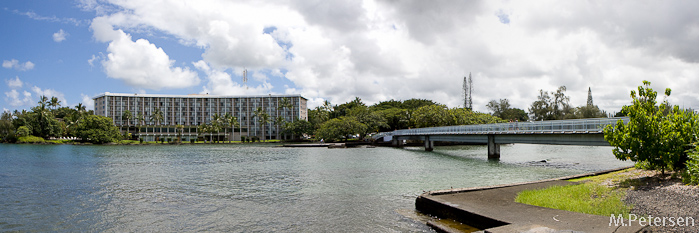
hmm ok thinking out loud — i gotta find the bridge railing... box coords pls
[387,117,629,137]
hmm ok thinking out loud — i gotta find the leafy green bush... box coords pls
[604,81,697,174]
[74,115,122,144]
[18,136,45,143]
[241,136,246,143]
[16,126,31,137]
[139,138,143,144]
[682,144,699,185]
[190,139,195,143]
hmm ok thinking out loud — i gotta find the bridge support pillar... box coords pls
[487,135,500,159]
[392,138,404,147]
[424,137,434,151]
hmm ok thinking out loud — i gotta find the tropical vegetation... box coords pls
[0,95,121,144]
[604,81,699,183]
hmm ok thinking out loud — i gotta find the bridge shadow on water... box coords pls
[399,145,511,167]
[398,144,601,171]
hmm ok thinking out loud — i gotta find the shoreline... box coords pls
[414,166,656,233]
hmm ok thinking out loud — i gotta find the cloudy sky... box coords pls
[2,0,699,114]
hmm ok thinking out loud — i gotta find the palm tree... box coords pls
[75,103,86,116]
[278,97,293,140]
[122,110,133,138]
[176,124,184,143]
[136,112,145,139]
[150,107,164,143]
[254,107,270,142]
[49,96,61,110]
[273,116,286,141]
[39,95,49,109]
[224,113,239,142]
[211,113,223,143]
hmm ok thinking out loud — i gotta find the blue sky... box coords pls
[3,1,699,113]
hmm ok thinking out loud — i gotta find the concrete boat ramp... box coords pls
[416,177,648,233]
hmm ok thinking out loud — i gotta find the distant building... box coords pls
[93,92,307,141]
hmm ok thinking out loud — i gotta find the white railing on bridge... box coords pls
[372,117,628,139]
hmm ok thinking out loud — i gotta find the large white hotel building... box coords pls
[93,92,307,141]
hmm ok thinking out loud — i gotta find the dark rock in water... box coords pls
[539,160,547,163]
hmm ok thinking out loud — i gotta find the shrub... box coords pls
[74,115,122,144]
[160,138,165,143]
[16,126,31,137]
[190,139,195,143]
[18,136,45,143]
[682,144,699,185]
[241,136,246,143]
[139,138,143,144]
[4,134,17,143]
[604,81,698,174]
[167,138,172,143]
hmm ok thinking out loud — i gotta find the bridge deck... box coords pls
[373,118,628,154]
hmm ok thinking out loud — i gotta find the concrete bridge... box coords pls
[373,117,628,159]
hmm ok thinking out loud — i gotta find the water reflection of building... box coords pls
[93,92,307,142]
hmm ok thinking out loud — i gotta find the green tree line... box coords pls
[0,95,121,144]
[286,97,504,142]
[486,86,607,122]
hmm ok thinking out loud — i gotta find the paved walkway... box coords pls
[417,180,648,233]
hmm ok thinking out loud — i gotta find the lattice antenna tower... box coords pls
[243,68,248,90]
[463,76,468,108]
[587,87,593,106]
[468,73,473,110]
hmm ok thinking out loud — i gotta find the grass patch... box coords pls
[17,136,46,143]
[46,139,73,144]
[515,182,631,217]
[117,140,140,144]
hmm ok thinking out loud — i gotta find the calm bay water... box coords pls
[0,143,632,232]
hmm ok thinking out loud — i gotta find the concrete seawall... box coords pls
[415,167,647,233]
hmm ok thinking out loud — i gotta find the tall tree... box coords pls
[211,113,223,142]
[486,99,511,119]
[349,106,388,139]
[315,116,367,142]
[49,96,61,110]
[529,86,573,120]
[0,111,14,141]
[253,107,270,142]
[273,116,286,140]
[122,110,133,136]
[176,124,184,143]
[74,115,122,144]
[277,97,293,139]
[150,107,164,142]
[224,113,239,142]
[412,105,451,127]
[604,81,695,174]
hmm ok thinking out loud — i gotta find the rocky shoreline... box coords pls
[614,170,699,233]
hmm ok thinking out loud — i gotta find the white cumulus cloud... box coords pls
[4,89,32,107]
[194,60,273,95]
[90,17,200,90]
[6,76,23,88]
[81,94,95,110]
[83,0,699,112]
[2,59,35,71]
[31,86,68,107]
[53,29,69,42]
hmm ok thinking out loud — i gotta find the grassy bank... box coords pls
[515,168,637,217]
